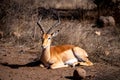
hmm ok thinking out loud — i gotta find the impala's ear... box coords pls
[51,30,60,37]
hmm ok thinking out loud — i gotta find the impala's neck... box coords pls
[43,46,51,61]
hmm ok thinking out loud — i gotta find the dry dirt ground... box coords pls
[0,20,120,80]
[0,45,119,80]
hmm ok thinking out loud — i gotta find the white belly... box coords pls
[65,58,78,65]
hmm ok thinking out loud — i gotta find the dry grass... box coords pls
[0,0,120,67]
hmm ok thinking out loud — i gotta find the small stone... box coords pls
[104,50,110,56]
[95,31,101,36]
[73,68,86,80]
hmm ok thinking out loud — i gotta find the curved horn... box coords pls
[47,16,60,34]
[37,17,45,34]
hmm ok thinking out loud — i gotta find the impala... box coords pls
[37,17,93,69]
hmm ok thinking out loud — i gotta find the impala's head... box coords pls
[37,17,60,49]
[42,30,59,48]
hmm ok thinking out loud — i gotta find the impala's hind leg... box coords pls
[79,57,93,66]
[73,47,93,66]
[51,62,68,69]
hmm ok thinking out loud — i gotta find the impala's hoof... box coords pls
[40,64,44,68]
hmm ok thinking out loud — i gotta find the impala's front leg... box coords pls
[40,64,45,68]
[40,63,50,68]
[40,61,50,68]
[50,62,68,69]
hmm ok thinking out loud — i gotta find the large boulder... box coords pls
[96,16,116,27]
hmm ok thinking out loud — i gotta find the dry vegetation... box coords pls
[0,0,120,80]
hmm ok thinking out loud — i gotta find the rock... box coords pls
[96,16,116,28]
[73,68,86,80]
